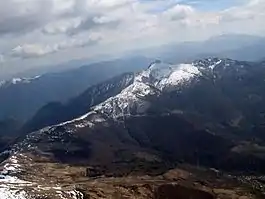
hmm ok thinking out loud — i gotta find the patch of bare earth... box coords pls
[5,152,262,199]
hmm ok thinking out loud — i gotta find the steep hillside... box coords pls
[22,72,134,134]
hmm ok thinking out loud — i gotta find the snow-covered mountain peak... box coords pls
[94,61,202,118]
[137,60,172,82]
[138,60,201,86]
[148,60,171,71]
[148,61,173,81]
[0,75,41,88]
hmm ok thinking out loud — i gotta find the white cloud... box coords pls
[10,35,100,59]
[0,54,4,63]
[11,44,57,58]
[163,4,195,21]
[221,0,259,21]
[0,0,54,35]
[42,18,82,35]
[0,0,264,75]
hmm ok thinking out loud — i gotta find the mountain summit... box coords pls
[94,60,202,118]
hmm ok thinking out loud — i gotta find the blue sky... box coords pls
[143,0,247,13]
[177,0,247,11]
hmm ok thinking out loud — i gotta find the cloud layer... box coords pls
[0,0,264,74]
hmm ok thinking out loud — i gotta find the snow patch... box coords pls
[209,60,222,70]
[1,154,21,175]
[160,64,201,87]
[0,189,29,199]
[0,80,6,87]
[57,112,93,127]
[58,190,84,199]
[0,75,42,88]
[74,121,94,128]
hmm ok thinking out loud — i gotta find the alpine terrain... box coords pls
[1,58,265,198]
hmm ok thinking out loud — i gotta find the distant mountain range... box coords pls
[131,34,265,63]
[0,56,152,123]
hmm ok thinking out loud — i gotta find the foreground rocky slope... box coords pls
[2,58,265,198]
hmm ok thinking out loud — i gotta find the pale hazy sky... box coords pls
[0,0,264,76]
